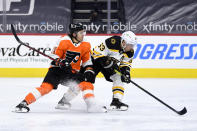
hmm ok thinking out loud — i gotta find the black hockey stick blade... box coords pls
[178,107,187,115]
[114,69,187,115]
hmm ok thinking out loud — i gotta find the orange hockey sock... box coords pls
[78,81,94,99]
[25,82,53,105]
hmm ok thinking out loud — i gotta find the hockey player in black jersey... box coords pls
[55,31,137,111]
[91,31,137,111]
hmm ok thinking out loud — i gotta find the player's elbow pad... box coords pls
[84,66,95,83]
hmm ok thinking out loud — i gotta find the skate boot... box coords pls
[87,104,107,113]
[55,97,71,110]
[110,98,129,111]
[15,100,30,113]
[85,98,107,113]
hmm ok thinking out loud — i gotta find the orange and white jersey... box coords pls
[54,35,92,72]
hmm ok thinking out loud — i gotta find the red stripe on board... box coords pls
[0,33,65,36]
[1,33,197,36]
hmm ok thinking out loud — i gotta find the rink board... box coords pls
[0,68,197,78]
[0,35,196,78]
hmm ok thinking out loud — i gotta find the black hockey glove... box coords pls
[60,59,71,71]
[120,66,131,83]
[51,58,72,72]
[84,66,95,83]
[51,58,61,67]
[100,56,119,74]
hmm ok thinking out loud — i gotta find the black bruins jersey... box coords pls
[91,36,134,68]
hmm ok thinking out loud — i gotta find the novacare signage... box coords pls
[0,35,196,77]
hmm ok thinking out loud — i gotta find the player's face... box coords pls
[76,30,86,42]
[121,40,126,49]
[121,40,134,52]
[124,44,134,52]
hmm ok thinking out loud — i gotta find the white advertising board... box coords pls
[0,35,196,69]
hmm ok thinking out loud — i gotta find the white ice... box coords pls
[0,78,197,131]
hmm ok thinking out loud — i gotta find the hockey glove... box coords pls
[84,66,95,83]
[100,56,119,74]
[120,66,131,83]
[51,58,72,72]
[60,59,71,71]
[51,58,61,67]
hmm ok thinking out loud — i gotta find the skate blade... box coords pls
[87,106,108,113]
[109,106,128,111]
[55,105,70,110]
[102,106,108,113]
[12,108,29,113]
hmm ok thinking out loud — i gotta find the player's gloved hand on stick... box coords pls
[103,56,120,74]
[51,58,61,67]
[120,66,131,83]
[51,58,71,71]
[60,59,71,70]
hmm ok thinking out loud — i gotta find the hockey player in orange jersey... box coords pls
[14,23,107,113]
[55,31,137,111]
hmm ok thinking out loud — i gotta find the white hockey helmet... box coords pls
[121,31,137,47]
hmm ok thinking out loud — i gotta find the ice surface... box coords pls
[0,78,197,131]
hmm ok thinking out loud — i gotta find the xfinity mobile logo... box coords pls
[0,0,35,15]
[0,22,64,33]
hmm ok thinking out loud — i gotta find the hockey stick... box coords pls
[115,69,187,115]
[11,24,65,66]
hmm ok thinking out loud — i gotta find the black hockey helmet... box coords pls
[69,23,84,34]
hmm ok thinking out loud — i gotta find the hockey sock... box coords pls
[112,86,124,100]
[25,82,53,105]
[78,81,95,99]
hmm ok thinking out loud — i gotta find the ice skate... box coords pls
[87,104,107,113]
[85,98,107,113]
[55,97,71,110]
[14,100,30,113]
[110,98,129,111]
